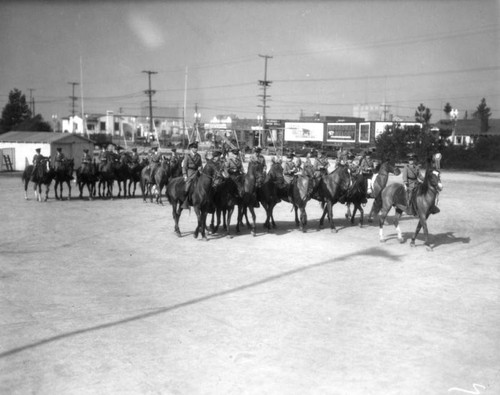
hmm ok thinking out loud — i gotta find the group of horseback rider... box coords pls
[31,147,71,181]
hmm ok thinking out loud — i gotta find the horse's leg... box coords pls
[394,209,403,243]
[293,205,300,227]
[378,207,391,242]
[299,207,307,232]
[193,207,202,239]
[45,184,50,201]
[270,204,277,228]
[345,203,352,219]
[236,205,242,233]
[24,180,29,200]
[67,180,71,200]
[248,206,257,236]
[226,206,234,238]
[319,205,328,228]
[351,204,358,225]
[172,201,182,236]
[358,204,364,228]
[411,212,432,250]
[327,201,336,233]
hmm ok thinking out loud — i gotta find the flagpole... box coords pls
[79,54,87,139]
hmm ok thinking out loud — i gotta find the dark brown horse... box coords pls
[316,165,351,232]
[140,156,171,204]
[54,158,74,200]
[344,171,370,227]
[367,161,401,222]
[22,160,55,202]
[128,157,148,197]
[276,164,315,232]
[374,168,442,250]
[209,175,239,238]
[257,160,285,231]
[166,159,224,240]
[76,160,98,200]
[235,160,265,236]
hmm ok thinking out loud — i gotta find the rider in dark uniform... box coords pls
[182,142,203,209]
[31,148,49,181]
[98,146,109,172]
[54,148,66,171]
[82,149,92,170]
[403,153,440,215]
[313,150,330,179]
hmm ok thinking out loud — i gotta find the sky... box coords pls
[1,0,499,125]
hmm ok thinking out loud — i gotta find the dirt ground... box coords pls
[0,168,499,395]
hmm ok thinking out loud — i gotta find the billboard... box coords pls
[326,123,356,143]
[284,122,324,142]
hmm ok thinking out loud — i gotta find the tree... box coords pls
[12,114,52,132]
[0,89,32,134]
[443,102,452,118]
[473,98,491,133]
[375,124,439,165]
[415,103,432,128]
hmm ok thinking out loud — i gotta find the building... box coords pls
[433,118,500,146]
[0,131,94,171]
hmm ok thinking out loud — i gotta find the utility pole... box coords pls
[142,70,157,145]
[258,54,272,148]
[28,88,35,115]
[68,82,79,117]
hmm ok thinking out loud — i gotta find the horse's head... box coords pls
[268,161,285,187]
[426,169,443,192]
[339,165,351,191]
[203,160,226,188]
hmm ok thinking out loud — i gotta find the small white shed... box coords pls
[0,131,94,171]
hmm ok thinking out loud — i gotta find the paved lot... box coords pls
[1,170,499,394]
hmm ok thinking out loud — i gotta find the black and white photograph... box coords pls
[1,1,499,394]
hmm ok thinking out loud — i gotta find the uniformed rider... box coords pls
[82,148,92,169]
[225,148,244,179]
[313,150,330,178]
[54,147,66,171]
[182,141,203,209]
[403,153,440,215]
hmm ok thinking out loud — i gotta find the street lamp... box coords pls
[450,108,459,145]
[51,114,58,132]
[194,110,201,142]
[257,115,263,147]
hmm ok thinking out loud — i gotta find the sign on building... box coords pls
[326,123,356,143]
[284,122,324,142]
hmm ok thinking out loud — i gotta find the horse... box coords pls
[54,158,74,200]
[209,175,240,238]
[128,157,148,197]
[22,159,55,202]
[374,168,443,250]
[97,157,117,199]
[114,153,132,198]
[316,165,352,232]
[166,159,224,240]
[257,160,285,231]
[343,170,370,227]
[140,156,170,204]
[76,160,99,200]
[366,161,401,222]
[235,160,265,236]
[277,164,315,232]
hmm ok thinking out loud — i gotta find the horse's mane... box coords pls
[418,167,434,196]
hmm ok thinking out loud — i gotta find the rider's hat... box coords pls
[231,148,239,155]
[348,154,355,160]
[131,147,137,152]
[36,148,41,153]
[83,148,89,153]
[253,146,262,152]
[407,152,416,159]
[171,148,177,152]
[188,142,198,149]
[286,153,294,159]
[57,147,62,152]
[212,150,222,158]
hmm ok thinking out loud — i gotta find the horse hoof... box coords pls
[398,238,405,244]
[410,241,416,247]
[379,238,386,243]
[425,244,433,251]
[226,235,233,239]
[331,228,337,233]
